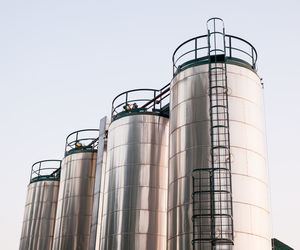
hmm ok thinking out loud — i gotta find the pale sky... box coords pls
[0,0,299,249]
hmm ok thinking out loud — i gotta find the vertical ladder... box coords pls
[192,18,234,250]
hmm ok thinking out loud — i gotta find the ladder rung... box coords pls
[212,125,228,128]
[212,145,229,149]
[210,85,226,89]
[210,66,225,70]
[211,105,227,108]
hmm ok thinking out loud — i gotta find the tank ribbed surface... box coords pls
[168,64,271,250]
[19,181,59,250]
[100,114,169,250]
[52,152,97,250]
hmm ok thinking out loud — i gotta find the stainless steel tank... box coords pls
[52,129,99,250]
[169,19,271,250]
[19,160,61,250]
[100,89,169,250]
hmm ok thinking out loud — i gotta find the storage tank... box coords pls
[168,18,271,250]
[19,160,61,250]
[52,129,99,250]
[100,88,170,250]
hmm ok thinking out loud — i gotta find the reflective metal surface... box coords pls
[90,117,109,250]
[100,114,169,250]
[169,64,271,250]
[52,152,97,250]
[19,181,59,250]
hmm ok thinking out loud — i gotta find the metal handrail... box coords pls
[111,84,170,121]
[30,160,61,183]
[65,129,99,155]
[172,34,257,75]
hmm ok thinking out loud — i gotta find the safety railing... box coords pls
[30,160,61,183]
[65,129,99,156]
[111,83,170,121]
[172,34,257,75]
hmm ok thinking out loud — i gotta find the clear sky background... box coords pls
[0,0,299,249]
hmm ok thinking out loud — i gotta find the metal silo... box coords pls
[100,87,170,250]
[52,129,99,250]
[168,18,271,250]
[19,160,61,250]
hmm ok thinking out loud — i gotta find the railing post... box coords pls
[65,139,67,154]
[195,38,197,59]
[39,162,41,178]
[153,90,156,110]
[30,166,33,182]
[251,48,255,69]
[207,30,211,56]
[229,36,232,58]
[159,90,162,109]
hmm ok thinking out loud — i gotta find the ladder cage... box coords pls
[192,18,234,250]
